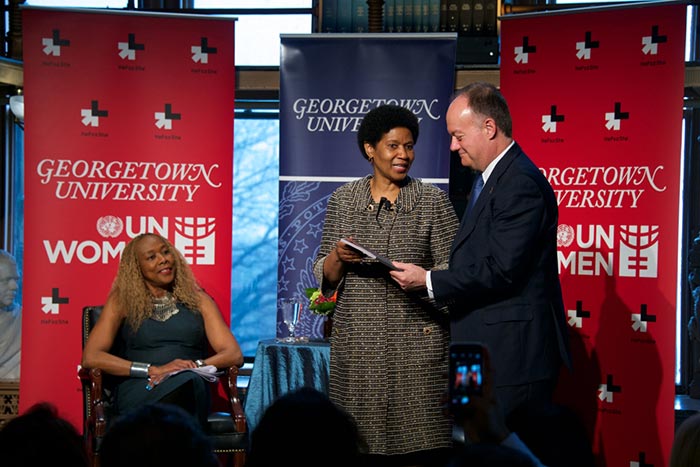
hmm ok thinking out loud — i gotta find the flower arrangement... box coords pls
[305,288,337,316]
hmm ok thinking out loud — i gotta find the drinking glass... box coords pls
[277,298,303,343]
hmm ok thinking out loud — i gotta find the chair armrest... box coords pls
[78,367,108,440]
[221,366,247,434]
[78,367,104,404]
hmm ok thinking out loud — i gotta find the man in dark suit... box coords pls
[391,82,571,420]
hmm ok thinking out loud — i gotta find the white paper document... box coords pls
[340,238,401,271]
[164,365,222,383]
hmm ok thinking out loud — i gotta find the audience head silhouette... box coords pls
[446,443,535,467]
[670,412,700,467]
[246,387,367,467]
[100,403,218,467]
[505,403,594,467]
[0,402,88,467]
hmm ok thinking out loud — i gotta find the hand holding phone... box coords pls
[449,342,511,444]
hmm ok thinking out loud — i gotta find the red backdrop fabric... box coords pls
[21,7,235,429]
[501,4,685,465]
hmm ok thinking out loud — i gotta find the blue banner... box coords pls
[278,34,457,339]
[280,34,457,179]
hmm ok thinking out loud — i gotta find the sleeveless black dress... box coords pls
[114,303,210,427]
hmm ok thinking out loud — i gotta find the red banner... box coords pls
[21,7,234,428]
[501,4,685,466]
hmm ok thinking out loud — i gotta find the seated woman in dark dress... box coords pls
[81,233,243,427]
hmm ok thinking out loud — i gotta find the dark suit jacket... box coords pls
[432,143,571,388]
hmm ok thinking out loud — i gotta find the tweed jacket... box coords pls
[313,175,458,455]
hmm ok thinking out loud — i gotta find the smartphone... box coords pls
[448,342,485,414]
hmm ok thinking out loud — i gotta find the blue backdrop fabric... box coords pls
[278,34,457,339]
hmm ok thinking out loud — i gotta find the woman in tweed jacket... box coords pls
[313,105,459,466]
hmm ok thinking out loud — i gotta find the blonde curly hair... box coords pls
[112,233,201,330]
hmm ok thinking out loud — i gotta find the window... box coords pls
[231,117,279,355]
[196,0,313,67]
[25,0,128,7]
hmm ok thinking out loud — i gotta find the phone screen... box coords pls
[448,343,484,412]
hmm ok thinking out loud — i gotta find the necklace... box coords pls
[151,292,179,322]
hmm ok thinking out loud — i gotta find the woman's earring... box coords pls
[368,157,374,163]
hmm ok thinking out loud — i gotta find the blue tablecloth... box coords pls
[244,339,330,434]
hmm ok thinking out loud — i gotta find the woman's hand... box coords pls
[323,237,364,288]
[147,358,197,386]
[333,237,365,264]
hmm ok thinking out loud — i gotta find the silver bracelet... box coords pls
[129,361,151,378]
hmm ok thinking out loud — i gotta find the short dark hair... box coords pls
[247,388,366,467]
[0,402,88,467]
[100,403,218,467]
[357,104,420,160]
[454,82,513,138]
[447,443,536,467]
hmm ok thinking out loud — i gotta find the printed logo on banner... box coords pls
[514,36,536,64]
[630,452,653,467]
[642,25,667,55]
[604,102,629,131]
[541,105,564,133]
[277,183,327,292]
[291,97,443,134]
[567,300,590,329]
[631,304,656,333]
[619,225,659,278]
[277,182,329,338]
[96,216,123,238]
[191,37,217,64]
[543,165,664,209]
[155,103,181,130]
[557,224,659,279]
[44,216,217,265]
[598,374,621,404]
[173,217,216,265]
[575,31,599,60]
[41,288,69,315]
[81,100,108,127]
[118,33,145,61]
[36,159,217,203]
[42,29,70,56]
[557,224,574,247]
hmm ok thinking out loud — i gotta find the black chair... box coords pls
[78,306,247,467]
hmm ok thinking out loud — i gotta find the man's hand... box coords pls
[390,262,428,292]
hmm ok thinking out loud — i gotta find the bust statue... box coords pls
[0,250,21,382]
